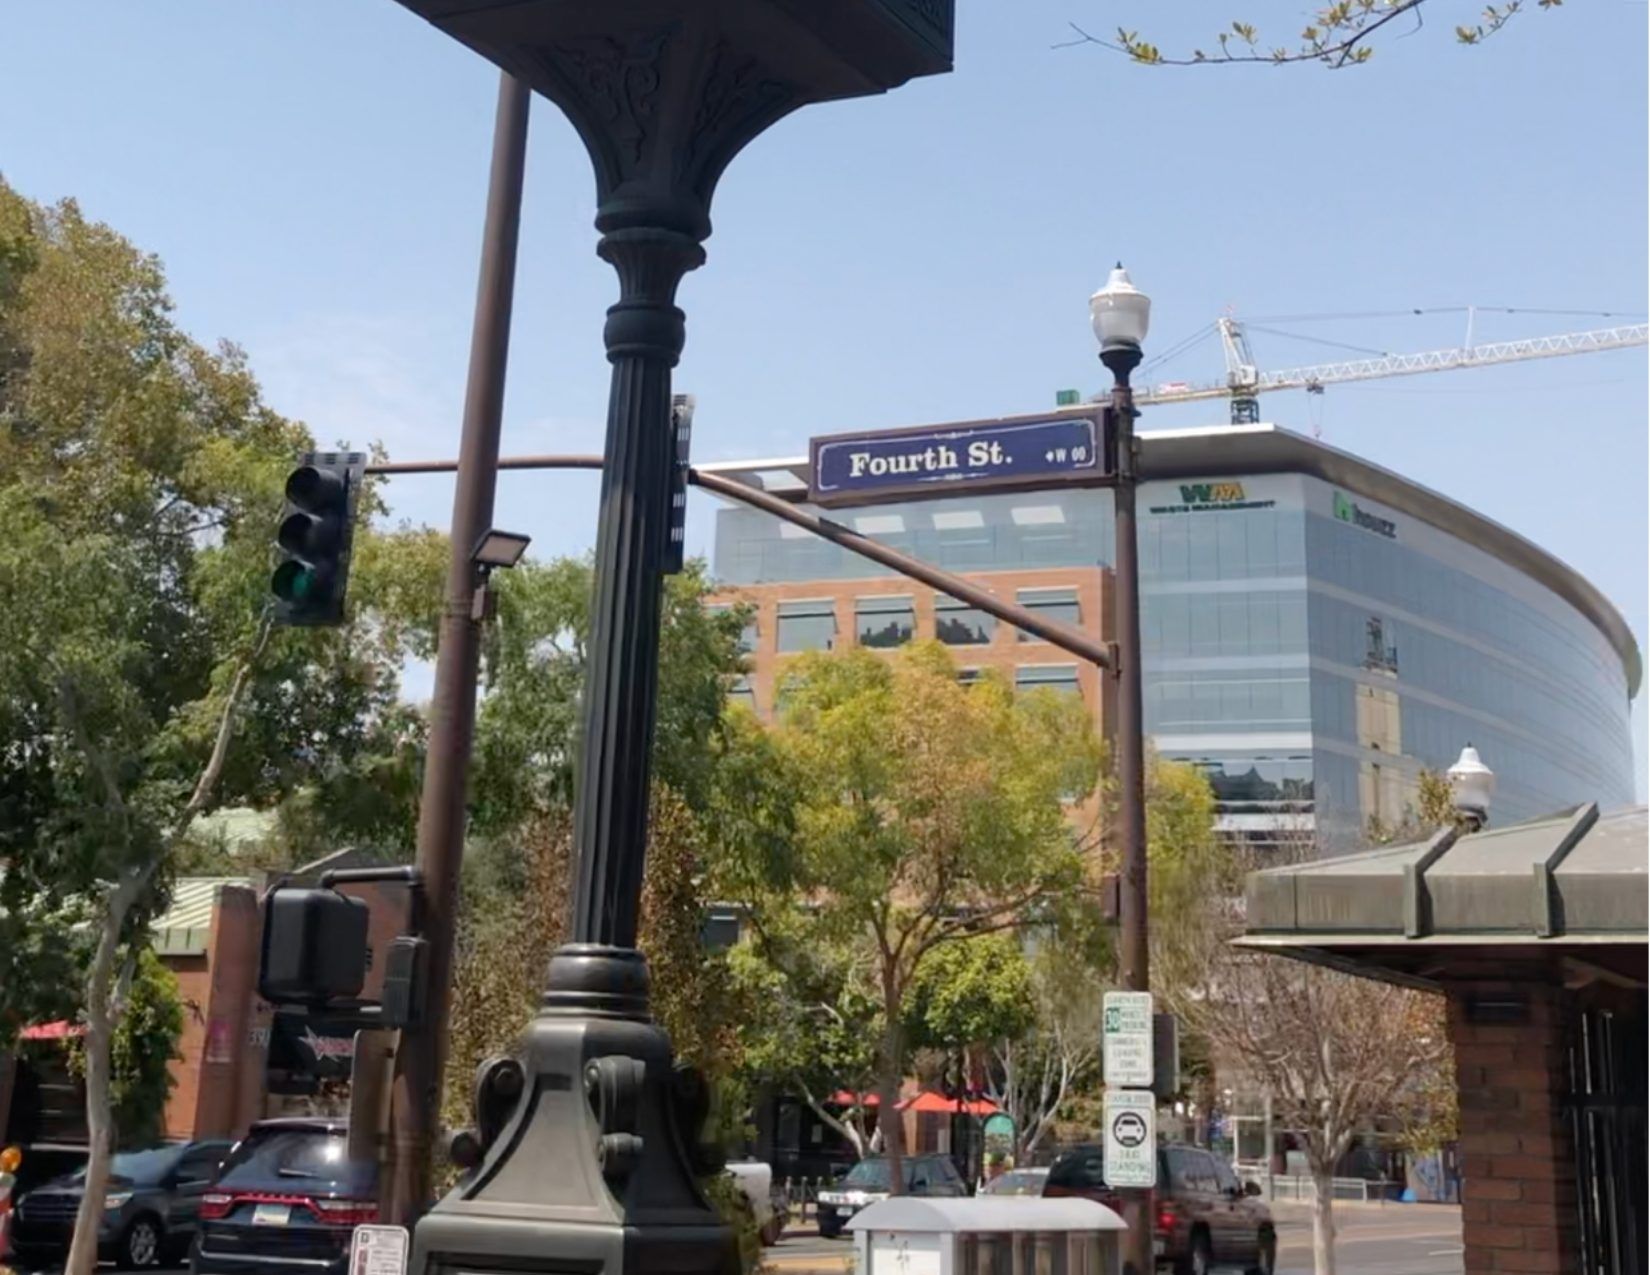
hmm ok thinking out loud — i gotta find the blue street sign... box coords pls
[809,412,1110,508]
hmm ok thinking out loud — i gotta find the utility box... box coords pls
[849,1197,1125,1275]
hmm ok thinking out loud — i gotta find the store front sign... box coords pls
[266,1011,356,1094]
[809,412,1110,508]
[1333,491,1397,539]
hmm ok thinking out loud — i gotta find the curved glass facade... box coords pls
[712,468,1637,845]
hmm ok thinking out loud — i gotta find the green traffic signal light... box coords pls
[272,560,321,603]
[271,453,364,627]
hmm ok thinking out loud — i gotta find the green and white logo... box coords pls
[1334,491,1397,540]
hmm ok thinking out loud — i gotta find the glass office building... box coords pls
[707,425,1640,845]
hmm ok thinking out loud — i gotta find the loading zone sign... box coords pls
[1103,1089,1157,1188]
[1102,991,1154,1087]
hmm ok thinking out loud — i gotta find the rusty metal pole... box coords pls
[383,70,529,1227]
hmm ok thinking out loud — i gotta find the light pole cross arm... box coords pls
[363,453,1113,671]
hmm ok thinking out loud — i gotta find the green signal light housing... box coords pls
[271,452,364,627]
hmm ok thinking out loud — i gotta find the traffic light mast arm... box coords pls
[361,451,1112,670]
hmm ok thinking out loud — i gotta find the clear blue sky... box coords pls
[2,2,1645,788]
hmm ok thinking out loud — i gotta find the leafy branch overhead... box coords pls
[1065,0,1563,69]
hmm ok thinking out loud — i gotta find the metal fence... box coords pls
[1232,1165,1394,1203]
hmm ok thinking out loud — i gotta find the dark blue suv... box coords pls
[191,1119,377,1275]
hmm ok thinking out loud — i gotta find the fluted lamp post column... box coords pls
[385,4,953,1273]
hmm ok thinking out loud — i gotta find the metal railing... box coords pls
[1233,1165,1394,1203]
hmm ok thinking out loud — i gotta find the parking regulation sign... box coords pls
[1103,1089,1157,1188]
[350,1224,410,1275]
[1102,990,1154,1087]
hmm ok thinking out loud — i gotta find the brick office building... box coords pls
[0,857,414,1167]
[707,567,1119,792]
[1240,803,1647,1275]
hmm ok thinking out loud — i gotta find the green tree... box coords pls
[726,932,884,1156]
[984,949,1106,1163]
[442,812,572,1153]
[906,934,1035,1054]
[469,559,747,834]
[0,179,436,1275]
[723,645,1101,1188]
[66,950,184,1149]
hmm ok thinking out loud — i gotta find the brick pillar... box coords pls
[1448,980,1579,1275]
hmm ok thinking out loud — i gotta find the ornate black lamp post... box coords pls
[386,4,952,1272]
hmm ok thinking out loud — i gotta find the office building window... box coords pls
[1016,587,1081,641]
[777,599,838,652]
[957,667,983,685]
[856,595,915,649]
[936,596,996,646]
[1016,664,1082,697]
[707,602,758,653]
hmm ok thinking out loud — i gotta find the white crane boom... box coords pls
[1124,319,1648,422]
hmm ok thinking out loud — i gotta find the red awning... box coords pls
[18,1021,84,1041]
[827,1091,880,1107]
[899,1090,1000,1117]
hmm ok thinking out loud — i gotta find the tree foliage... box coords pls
[0,178,439,1275]
[726,931,885,1156]
[1067,0,1562,68]
[982,945,1104,1162]
[717,645,1101,1185]
[469,560,747,835]
[906,934,1035,1055]
[66,950,184,1149]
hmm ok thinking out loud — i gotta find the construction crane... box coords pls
[1113,314,1648,424]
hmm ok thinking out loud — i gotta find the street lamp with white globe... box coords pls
[1091,263,1154,1275]
[1091,263,1152,379]
[1448,743,1496,830]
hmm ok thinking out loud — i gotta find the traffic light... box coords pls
[271,451,365,626]
[663,394,694,575]
[258,886,370,1006]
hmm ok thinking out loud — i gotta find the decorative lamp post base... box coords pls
[411,946,734,1275]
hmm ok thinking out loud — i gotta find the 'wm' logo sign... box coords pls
[1179,481,1247,505]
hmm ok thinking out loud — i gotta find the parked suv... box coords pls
[815,1154,969,1239]
[11,1139,232,1269]
[191,1119,377,1275]
[1042,1142,1275,1274]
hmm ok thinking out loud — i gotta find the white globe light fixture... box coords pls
[1447,743,1496,830]
[1090,263,1152,364]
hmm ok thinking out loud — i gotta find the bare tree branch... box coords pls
[177,605,276,832]
[1060,0,1542,70]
